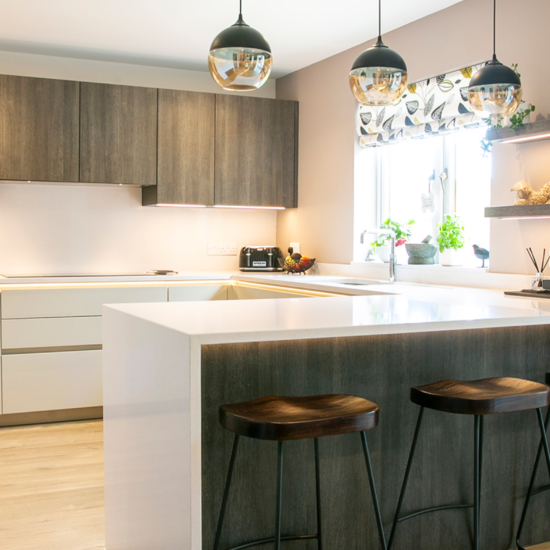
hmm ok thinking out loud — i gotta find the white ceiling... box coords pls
[0,0,464,79]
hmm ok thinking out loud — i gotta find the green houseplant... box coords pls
[437,215,465,266]
[372,218,415,263]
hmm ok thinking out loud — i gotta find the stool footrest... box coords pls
[223,533,319,550]
[398,503,473,523]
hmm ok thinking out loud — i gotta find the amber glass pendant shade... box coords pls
[350,0,408,106]
[209,3,272,92]
[468,0,522,118]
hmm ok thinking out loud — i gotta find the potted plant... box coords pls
[437,214,465,266]
[372,218,415,263]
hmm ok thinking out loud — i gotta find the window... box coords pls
[358,127,491,266]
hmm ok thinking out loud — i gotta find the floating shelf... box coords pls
[487,118,550,144]
[485,204,550,219]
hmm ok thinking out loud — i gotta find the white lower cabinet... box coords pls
[228,286,308,300]
[2,350,102,414]
[168,285,228,302]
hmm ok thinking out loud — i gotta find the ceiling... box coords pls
[0,0,464,79]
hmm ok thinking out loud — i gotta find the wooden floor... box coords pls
[0,420,104,550]
[0,419,547,550]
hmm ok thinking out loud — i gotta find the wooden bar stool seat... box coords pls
[220,394,379,441]
[214,394,386,550]
[390,376,550,550]
[411,377,550,415]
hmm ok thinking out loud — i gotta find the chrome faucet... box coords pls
[360,229,396,283]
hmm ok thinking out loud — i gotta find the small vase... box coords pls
[439,248,463,267]
[376,246,392,263]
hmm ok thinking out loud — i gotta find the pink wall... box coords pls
[276,0,550,274]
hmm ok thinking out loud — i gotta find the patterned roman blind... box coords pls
[356,63,487,147]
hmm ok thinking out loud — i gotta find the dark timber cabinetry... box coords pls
[0,75,79,182]
[80,83,158,185]
[0,73,298,207]
[215,96,298,208]
[143,90,216,207]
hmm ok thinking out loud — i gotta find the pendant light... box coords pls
[208,0,272,92]
[468,0,522,119]
[349,0,408,106]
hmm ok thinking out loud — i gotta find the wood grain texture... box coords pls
[149,89,215,206]
[485,204,550,219]
[220,394,379,440]
[201,326,550,550]
[0,75,79,182]
[0,420,104,550]
[80,82,157,185]
[487,118,550,143]
[215,95,298,208]
[411,377,550,415]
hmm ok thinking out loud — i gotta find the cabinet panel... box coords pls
[80,83,157,185]
[2,316,102,350]
[215,95,298,208]
[0,75,79,182]
[1,287,168,319]
[2,350,102,414]
[146,90,215,206]
[228,286,309,300]
[169,285,227,302]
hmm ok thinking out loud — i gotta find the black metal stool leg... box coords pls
[275,441,284,550]
[314,438,323,550]
[516,407,550,549]
[214,435,241,550]
[388,406,425,550]
[361,431,388,550]
[474,415,484,550]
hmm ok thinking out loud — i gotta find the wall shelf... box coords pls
[487,118,550,144]
[485,204,550,219]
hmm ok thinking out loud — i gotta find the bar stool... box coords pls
[516,372,550,550]
[388,377,550,550]
[213,394,387,550]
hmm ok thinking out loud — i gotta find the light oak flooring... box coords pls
[0,420,104,550]
[0,419,547,550]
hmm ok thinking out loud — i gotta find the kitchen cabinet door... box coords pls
[143,90,215,206]
[215,95,298,208]
[0,75,79,182]
[80,83,157,185]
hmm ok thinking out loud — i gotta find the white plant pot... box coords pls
[439,248,463,267]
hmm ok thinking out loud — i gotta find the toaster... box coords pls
[239,246,283,271]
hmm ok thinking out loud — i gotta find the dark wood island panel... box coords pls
[201,325,550,550]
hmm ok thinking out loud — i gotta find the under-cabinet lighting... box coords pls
[155,204,207,208]
[499,216,550,220]
[500,132,550,144]
[213,205,285,210]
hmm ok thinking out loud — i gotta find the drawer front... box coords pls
[1,287,168,319]
[2,316,102,351]
[169,285,228,302]
[2,350,102,414]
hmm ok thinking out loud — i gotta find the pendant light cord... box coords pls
[378,0,382,40]
[240,0,242,16]
[493,0,497,58]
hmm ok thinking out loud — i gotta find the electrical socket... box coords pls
[218,243,238,255]
[208,243,238,256]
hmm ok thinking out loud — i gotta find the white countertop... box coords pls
[105,279,550,344]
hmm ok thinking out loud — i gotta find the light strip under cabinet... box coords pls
[155,204,207,208]
[213,205,286,210]
[500,132,550,145]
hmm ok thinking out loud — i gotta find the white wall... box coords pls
[0,51,277,274]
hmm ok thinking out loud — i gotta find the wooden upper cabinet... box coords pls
[80,83,157,185]
[215,95,298,208]
[0,75,79,182]
[143,90,215,206]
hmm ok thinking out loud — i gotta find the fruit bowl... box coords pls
[283,252,316,275]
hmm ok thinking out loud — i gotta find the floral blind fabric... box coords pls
[357,63,486,147]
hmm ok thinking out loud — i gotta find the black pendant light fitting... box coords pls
[468,0,522,119]
[209,0,273,92]
[350,0,408,106]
